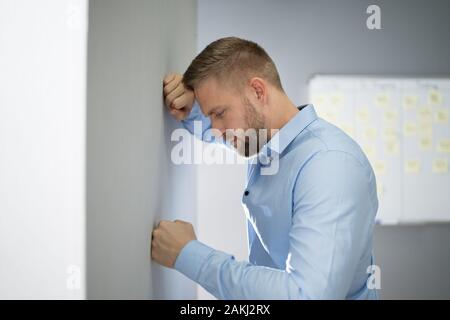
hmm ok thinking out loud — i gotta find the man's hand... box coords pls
[163,73,195,121]
[151,219,197,268]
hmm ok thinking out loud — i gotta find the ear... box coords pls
[249,77,267,104]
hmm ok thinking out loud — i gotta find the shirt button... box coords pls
[259,154,273,166]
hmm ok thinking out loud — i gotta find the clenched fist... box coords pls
[151,219,197,268]
[163,73,195,121]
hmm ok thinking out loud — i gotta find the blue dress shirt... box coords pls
[175,102,379,300]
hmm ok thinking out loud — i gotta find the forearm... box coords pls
[174,240,303,300]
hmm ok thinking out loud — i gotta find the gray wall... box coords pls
[87,0,197,299]
[198,0,450,299]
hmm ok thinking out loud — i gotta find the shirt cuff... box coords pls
[174,240,215,282]
[182,101,202,122]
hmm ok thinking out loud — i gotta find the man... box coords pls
[152,37,379,299]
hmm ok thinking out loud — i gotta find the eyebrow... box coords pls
[206,105,227,117]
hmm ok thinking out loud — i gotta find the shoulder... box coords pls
[288,118,372,173]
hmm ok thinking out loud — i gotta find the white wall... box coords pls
[0,0,87,299]
[0,0,198,299]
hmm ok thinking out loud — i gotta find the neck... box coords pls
[265,93,299,133]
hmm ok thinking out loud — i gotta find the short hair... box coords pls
[183,37,284,93]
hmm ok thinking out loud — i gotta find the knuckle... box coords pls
[159,220,168,227]
[164,73,174,82]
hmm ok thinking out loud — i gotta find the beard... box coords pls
[233,98,266,158]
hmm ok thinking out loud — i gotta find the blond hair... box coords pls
[183,37,283,92]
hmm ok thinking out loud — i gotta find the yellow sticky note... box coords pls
[321,109,337,123]
[419,136,432,151]
[362,143,376,158]
[405,160,421,174]
[428,89,443,105]
[311,94,326,107]
[330,93,343,106]
[356,108,370,123]
[383,127,397,140]
[418,122,433,138]
[418,106,433,123]
[432,159,448,174]
[437,139,450,154]
[375,93,390,108]
[435,108,449,124]
[385,139,400,156]
[404,122,417,136]
[373,160,387,176]
[383,110,398,122]
[340,124,354,138]
[403,95,418,110]
[364,126,377,140]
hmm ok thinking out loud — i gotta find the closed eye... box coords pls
[215,110,226,119]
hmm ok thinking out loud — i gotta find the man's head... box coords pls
[182,37,284,157]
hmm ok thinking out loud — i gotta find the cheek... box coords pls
[217,119,232,131]
[226,113,247,130]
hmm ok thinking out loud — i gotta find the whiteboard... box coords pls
[308,76,450,224]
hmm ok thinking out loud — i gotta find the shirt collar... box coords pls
[260,104,318,157]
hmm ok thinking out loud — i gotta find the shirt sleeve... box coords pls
[174,150,377,299]
[181,101,212,141]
